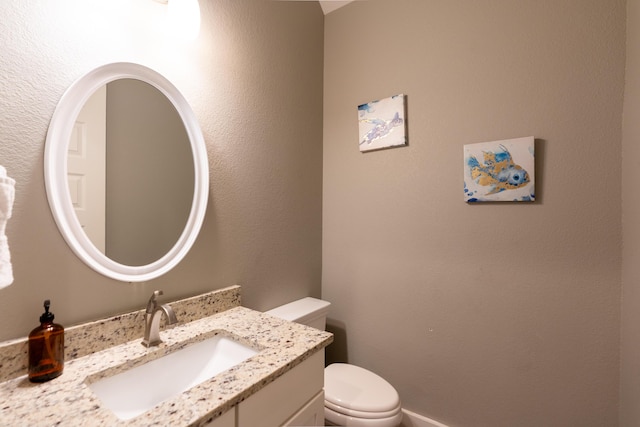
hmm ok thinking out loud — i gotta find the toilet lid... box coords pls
[324,363,400,414]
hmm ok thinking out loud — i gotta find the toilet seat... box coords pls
[326,400,401,419]
[325,405,403,427]
[324,363,402,423]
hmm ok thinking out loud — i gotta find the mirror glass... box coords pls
[45,63,209,282]
[73,79,194,266]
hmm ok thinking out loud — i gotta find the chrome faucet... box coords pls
[142,290,178,347]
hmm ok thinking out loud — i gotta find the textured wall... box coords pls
[323,1,624,426]
[621,0,640,425]
[0,0,324,341]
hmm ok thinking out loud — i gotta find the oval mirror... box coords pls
[45,62,209,282]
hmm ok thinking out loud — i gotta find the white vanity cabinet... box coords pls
[236,350,325,427]
[201,350,325,427]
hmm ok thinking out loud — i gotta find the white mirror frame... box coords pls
[45,62,209,282]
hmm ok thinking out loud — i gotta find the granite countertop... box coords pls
[0,287,333,426]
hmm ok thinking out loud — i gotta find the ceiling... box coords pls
[318,1,354,15]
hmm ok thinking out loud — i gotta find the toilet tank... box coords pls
[266,297,331,330]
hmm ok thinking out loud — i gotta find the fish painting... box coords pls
[464,137,535,202]
[467,145,530,194]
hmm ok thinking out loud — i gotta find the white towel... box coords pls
[0,165,15,289]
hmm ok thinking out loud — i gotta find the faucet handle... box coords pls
[146,290,163,314]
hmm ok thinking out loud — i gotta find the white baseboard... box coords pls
[401,408,449,427]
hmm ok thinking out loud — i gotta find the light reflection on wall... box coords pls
[167,0,201,42]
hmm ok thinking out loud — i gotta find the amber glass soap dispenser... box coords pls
[28,299,64,382]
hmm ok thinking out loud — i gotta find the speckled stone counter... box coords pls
[0,286,333,426]
[0,286,242,382]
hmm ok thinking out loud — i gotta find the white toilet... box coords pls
[266,297,403,427]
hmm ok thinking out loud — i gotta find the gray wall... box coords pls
[0,0,324,341]
[322,1,624,426]
[622,0,640,425]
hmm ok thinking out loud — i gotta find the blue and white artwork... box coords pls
[464,136,535,202]
[358,94,406,152]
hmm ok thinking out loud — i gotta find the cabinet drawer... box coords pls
[237,351,324,427]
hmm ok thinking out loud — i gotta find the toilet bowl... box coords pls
[266,297,402,427]
[324,363,403,427]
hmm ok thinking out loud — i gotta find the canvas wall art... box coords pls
[464,136,535,202]
[358,94,406,152]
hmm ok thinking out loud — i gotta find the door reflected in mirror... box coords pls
[70,79,194,267]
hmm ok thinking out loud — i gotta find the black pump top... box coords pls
[40,299,55,323]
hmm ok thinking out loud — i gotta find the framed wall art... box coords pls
[464,136,535,202]
[358,94,407,152]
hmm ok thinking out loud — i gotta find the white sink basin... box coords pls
[88,335,258,421]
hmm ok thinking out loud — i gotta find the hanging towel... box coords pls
[0,165,15,289]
